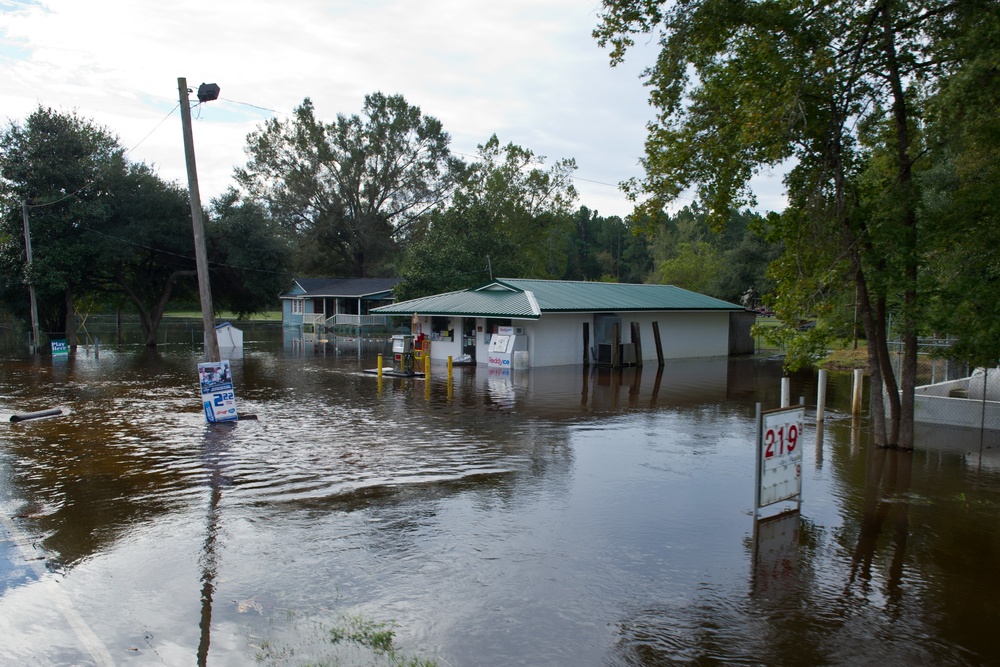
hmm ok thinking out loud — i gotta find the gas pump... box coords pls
[391,334,415,374]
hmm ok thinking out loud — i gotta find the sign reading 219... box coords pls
[199,360,238,423]
[759,406,804,506]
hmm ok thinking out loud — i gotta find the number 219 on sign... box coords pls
[764,421,800,459]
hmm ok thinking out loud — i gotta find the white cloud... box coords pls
[0,0,785,219]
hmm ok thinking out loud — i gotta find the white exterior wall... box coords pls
[414,315,464,364]
[427,335,463,362]
[467,311,732,368]
[656,312,732,359]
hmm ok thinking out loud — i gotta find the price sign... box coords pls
[758,405,804,507]
[198,360,238,423]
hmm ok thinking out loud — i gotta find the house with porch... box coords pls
[371,278,751,368]
[280,277,400,332]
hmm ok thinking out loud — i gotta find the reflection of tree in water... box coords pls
[3,352,206,570]
[848,446,912,600]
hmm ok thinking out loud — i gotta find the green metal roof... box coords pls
[496,279,741,312]
[372,285,542,319]
[372,279,741,319]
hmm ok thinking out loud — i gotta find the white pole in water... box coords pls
[781,377,790,408]
[852,368,864,416]
[817,369,828,421]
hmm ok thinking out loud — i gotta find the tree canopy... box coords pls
[395,135,580,299]
[0,106,290,347]
[235,93,465,278]
[595,0,1000,449]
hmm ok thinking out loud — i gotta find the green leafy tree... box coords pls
[647,206,777,302]
[0,106,288,348]
[207,190,294,317]
[235,93,465,278]
[0,106,132,343]
[920,6,1000,367]
[93,162,200,346]
[594,0,986,449]
[656,242,722,295]
[394,205,524,301]
[396,135,578,297]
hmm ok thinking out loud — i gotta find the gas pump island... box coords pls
[392,334,416,374]
[364,334,430,378]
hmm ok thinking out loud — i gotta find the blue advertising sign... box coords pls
[198,360,238,423]
[51,339,68,356]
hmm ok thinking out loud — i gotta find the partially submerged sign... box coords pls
[755,404,805,513]
[199,360,238,423]
[51,339,68,357]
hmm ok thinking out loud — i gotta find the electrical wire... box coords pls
[26,102,183,210]
[78,225,295,277]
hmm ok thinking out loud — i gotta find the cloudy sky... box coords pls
[0,0,785,219]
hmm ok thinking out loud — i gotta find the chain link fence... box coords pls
[888,338,1000,441]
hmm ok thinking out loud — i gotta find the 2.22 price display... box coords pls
[199,360,239,423]
[759,406,805,507]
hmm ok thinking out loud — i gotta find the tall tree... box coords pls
[0,106,126,343]
[235,93,465,278]
[0,106,287,348]
[93,162,199,346]
[207,190,293,318]
[649,206,778,302]
[920,4,1000,367]
[396,135,578,298]
[595,0,980,449]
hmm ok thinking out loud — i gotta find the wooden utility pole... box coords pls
[177,77,220,363]
[21,200,40,355]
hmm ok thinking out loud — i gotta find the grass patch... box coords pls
[251,611,437,667]
[819,346,869,372]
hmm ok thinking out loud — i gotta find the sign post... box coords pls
[755,403,805,517]
[50,339,69,357]
[199,360,238,423]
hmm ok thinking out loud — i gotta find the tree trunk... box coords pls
[855,272,886,446]
[116,270,196,347]
[883,3,918,449]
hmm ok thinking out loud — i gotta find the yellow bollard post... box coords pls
[424,345,431,399]
[447,355,453,401]
[377,353,383,377]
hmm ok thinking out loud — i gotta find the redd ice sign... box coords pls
[199,360,238,423]
[488,334,513,369]
[756,405,804,507]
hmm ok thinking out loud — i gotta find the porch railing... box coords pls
[323,314,391,328]
[302,313,325,328]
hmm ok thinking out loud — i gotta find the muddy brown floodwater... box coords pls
[1,323,1000,665]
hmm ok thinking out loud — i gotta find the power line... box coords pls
[26,103,183,210]
[79,225,294,278]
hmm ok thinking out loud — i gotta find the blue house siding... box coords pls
[282,299,305,327]
[279,277,400,328]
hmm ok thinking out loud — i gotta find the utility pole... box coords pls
[177,77,220,363]
[21,199,41,355]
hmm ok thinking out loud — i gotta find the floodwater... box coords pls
[1,323,999,666]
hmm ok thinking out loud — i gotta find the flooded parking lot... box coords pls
[2,325,1000,665]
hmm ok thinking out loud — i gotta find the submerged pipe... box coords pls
[10,408,63,422]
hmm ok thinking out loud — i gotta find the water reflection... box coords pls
[849,446,912,598]
[2,333,1000,665]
